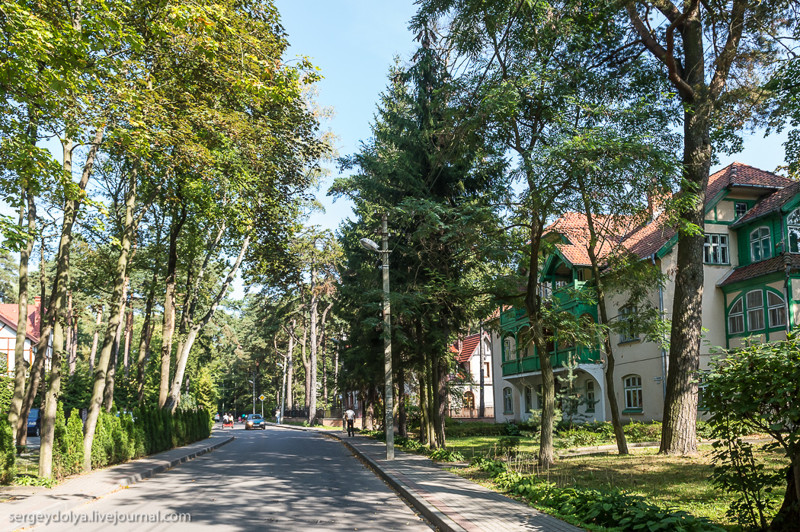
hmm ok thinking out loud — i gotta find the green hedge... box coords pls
[0,416,15,484]
[48,406,212,479]
[472,457,724,531]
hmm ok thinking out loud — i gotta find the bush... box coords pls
[62,409,85,476]
[52,403,69,478]
[473,458,723,531]
[0,417,16,484]
[429,448,465,462]
[704,335,800,530]
[496,436,520,459]
[624,421,662,443]
[445,421,505,438]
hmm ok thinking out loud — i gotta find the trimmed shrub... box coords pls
[0,417,16,484]
[64,409,85,475]
[52,403,69,478]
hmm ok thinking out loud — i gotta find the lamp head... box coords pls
[359,237,380,253]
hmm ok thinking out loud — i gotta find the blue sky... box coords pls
[274,0,419,232]
[276,2,789,233]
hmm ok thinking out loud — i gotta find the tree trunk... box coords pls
[308,264,318,425]
[576,175,629,455]
[300,320,309,409]
[158,205,187,408]
[17,242,48,447]
[83,173,135,471]
[42,125,104,477]
[435,352,447,447]
[136,267,158,403]
[286,319,296,410]
[123,305,133,378]
[66,291,76,375]
[103,278,128,412]
[89,305,102,371]
[164,233,250,412]
[8,191,35,444]
[524,215,556,468]
[770,457,800,530]
[659,15,712,452]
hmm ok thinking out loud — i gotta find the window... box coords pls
[585,380,596,413]
[704,234,729,264]
[789,208,800,253]
[484,362,490,379]
[503,336,516,362]
[750,227,771,262]
[540,282,552,300]
[576,269,585,282]
[524,386,533,413]
[618,305,638,343]
[536,384,543,409]
[735,202,748,220]
[746,290,765,331]
[555,279,569,290]
[768,291,787,328]
[623,375,642,411]
[463,391,474,409]
[503,387,513,414]
[728,298,744,334]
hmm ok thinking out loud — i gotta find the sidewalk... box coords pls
[273,423,581,532]
[0,432,234,531]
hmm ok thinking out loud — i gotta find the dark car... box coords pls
[27,408,41,437]
[244,414,265,430]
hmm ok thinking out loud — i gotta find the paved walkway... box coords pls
[0,433,234,531]
[275,424,581,532]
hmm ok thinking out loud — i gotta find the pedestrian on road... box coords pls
[344,408,356,437]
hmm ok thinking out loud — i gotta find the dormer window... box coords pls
[750,227,771,262]
[788,209,800,253]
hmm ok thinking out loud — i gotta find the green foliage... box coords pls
[445,421,506,438]
[13,475,57,487]
[704,335,800,530]
[0,416,16,484]
[472,458,723,531]
[428,448,465,462]
[496,436,520,459]
[53,408,85,478]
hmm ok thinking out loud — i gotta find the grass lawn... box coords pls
[448,442,787,528]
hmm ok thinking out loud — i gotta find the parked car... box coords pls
[27,408,41,437]
[244,414,265,430]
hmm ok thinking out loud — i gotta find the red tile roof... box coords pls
[732,181,800,227]
[451,332,482,363]
[706,162,794,205]
[0,298,42,343]
[717,253,800,287]
[545,163,796,268]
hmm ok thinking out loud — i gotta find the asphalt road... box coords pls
[32,426,432,531]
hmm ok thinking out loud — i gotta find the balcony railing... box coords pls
[501,347,600,377]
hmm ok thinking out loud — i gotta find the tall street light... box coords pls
[360,213,394,460]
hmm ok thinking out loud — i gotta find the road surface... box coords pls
[32,425,432,531]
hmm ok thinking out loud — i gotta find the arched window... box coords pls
[502,387,513,414]
[623,375,642,410]
[768,291,787,328]
[746,290,765,331]
[789,209,800,253]
[750,227,771,262]
[728,297,744,334]
[463,391,475,409]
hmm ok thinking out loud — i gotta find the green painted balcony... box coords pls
[501,347,601,377]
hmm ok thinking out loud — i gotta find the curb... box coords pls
[7,435,234,529]
[267,423,464,532]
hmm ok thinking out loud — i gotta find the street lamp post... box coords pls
[248,378,256,415]
[360,213,394,460]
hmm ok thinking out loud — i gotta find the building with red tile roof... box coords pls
[491,162,799,425]
[0,297,44,374]
[449,330,494,419]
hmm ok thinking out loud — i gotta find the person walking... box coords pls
[344,408,356,437]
